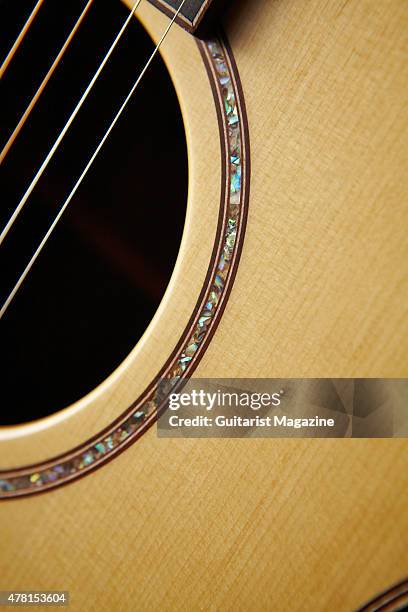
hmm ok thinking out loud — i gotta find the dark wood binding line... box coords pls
[357,578,408,612]
[0,32,250,499]
[146,0,226,35]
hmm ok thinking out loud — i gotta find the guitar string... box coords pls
[0,0,144,247]
[0,0,96,165]
[0,0,46,79]
[0,0,188,321]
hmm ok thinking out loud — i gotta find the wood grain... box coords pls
[1,0,407,609]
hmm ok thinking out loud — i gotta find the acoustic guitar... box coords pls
[0,0,407,610]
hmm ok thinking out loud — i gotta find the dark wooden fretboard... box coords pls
[146,0,224,34]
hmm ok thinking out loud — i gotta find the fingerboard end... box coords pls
[146,0,225,35]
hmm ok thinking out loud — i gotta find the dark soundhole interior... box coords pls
[0,1,188,425]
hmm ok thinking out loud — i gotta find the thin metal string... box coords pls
[0,0,143,247]
[0,0,96,165]
[0,0,187,321]
[0,0,46,79]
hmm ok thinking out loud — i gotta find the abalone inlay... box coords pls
[0,36,249,498]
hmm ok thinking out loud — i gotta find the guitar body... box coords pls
[1,0,407,609]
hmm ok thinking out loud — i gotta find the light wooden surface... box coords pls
[1,0,407,610]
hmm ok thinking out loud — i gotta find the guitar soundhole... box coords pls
[0,1,188,425]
